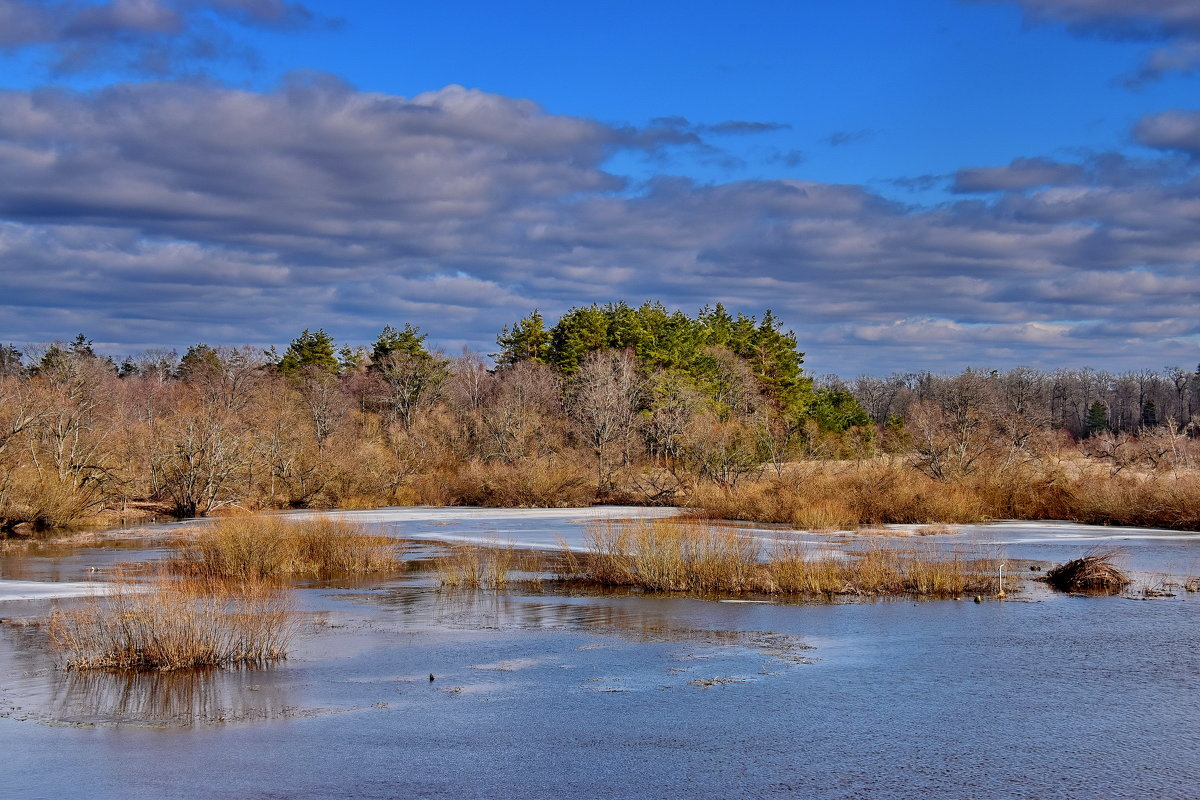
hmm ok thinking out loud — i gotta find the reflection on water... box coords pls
[2,509,1200,799]
[46,666,296,726]
[379,588,817,662]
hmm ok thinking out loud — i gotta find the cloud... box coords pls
[1134,109,1200,156]
[988,0,1200,38]
[0,80,1197,374]
[0,0,329,76]
[826,130,873,147]
[952,157,1087,192]
[976,0,1200,84]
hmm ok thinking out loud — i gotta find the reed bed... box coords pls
[48,576,296,671]
[172,516,399,579]
[433,543,546,589]
[559,520,1004,599]
[689,459,1200,532]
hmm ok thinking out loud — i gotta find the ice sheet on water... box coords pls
[0,580,117,602]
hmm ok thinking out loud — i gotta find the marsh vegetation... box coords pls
[48,576,295,671]
[556,520,1006,599]
[171,516,399,579]
[2,306,1199,537]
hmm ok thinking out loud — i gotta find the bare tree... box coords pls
[569,350,645,491]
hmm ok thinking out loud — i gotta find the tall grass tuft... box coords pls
[172,516,399,579]
[560,520,1003,599]
[433,543,545,589]
[49,576,296,671]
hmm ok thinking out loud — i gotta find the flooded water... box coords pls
[2,507,1199,799]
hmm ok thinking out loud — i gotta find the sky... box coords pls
[1,0,1199,375]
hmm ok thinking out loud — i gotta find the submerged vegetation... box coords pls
[49,576,296,671]
[172,516,399,579]
[2,307,1200,534]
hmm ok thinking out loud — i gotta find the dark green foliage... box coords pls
[179,344,223,381]
[810,387,872,433]
[495,310,550,366]
[370,324,430,366]
[277,329,339,376]
[1141,400,1158,428]
[500,301,811,417]
[338,346,366,373]
[69,333,95,358]
[1086,400,1110,436]
[369,324,449,427]
[33,333,112,378]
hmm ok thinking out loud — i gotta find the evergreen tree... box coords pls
[369,324,449,427]
[1141,399,1158,428]
[179,344,223,381]
[810,387,872,433]
[495,310,550,366]
[276,329,339,375]
[498,302,811,419]
[339,346,367,373]
[370,324,430,366]
[1086,400,1110,436]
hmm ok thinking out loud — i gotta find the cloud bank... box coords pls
[0,77,1197,373]
[0,0,325,76]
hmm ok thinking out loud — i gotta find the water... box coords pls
[2,508,1198,799]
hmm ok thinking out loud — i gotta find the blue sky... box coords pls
[1,0,1199,374]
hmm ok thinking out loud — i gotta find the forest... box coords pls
[2,301,1199,534]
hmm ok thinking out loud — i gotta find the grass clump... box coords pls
[173,516,399,579]
[1044,551,1130,594]
[49,576,296,671]
[433,543,549,589]
[434,544,519,589]
[559,520,1003,599]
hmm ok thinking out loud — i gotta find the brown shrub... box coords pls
[414,456,594,507]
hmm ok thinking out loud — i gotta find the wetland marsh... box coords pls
[2,507,1198,799]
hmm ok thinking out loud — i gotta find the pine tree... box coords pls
[1086,400,1110,436]
[276,329,339,375]
[370,324,430,366]
[495,310,550,366]
[1141,399,1158,428]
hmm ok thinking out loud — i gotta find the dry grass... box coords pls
[690,461,988,529]
[558,520,1003,599]
[48,575,296,671]
[0,469,106,532]
[434,543,528,589]
[689,459,1200,533]
[1044,551,1131,594]
[559,520,762,592]
[172,516,399,579]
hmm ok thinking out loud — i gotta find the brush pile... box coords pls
[1044,551,1130,593]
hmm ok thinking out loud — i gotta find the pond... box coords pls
[2,508,1198,799]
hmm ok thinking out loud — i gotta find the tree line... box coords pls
[2,306,1198,533]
